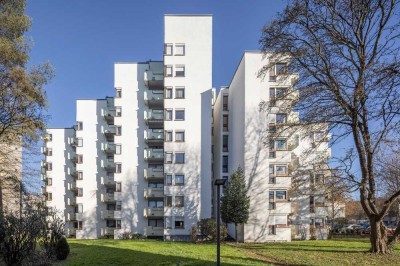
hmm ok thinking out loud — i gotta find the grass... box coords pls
[57,238,400,266]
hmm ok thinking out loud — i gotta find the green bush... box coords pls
[198,218,227,242]
[55,237,70,260]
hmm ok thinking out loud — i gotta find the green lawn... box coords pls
[58,239,400,266]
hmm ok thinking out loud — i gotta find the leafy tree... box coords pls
[0,0,54,210]
[221,166,250,242]
[55,237,70,261]
[260,0,400,253]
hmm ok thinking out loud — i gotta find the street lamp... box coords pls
[214,178,226,266]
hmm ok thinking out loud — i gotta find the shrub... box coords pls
[309,225,317,240]
[191,225,198,243]
[122,231,132,240]
[55,237,70,260]
[198,218,227,242]
[131,233,143,240]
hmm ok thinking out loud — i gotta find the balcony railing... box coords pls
[102,125,116,138]
[68,182,78,192]
[144,226,164,237]
[144,168,164,180]
[101,227,115,236]
[269,202,291,214]
[101,176,115,187]
[144,207,164,218]
[144,111,164,128]
[144,91,164,107]
[144,149,164,162]
[144,70,164,89]
[101,210,121,219]
[102,108,116,124]
[144,188,164,199]
[101,159,116,171]
[67,212,77,221]
[69,137,78,146]
[101,193,115,202]
[67,197,76,206]
[102,143,116,154]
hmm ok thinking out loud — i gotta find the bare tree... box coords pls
[260,0,400,253]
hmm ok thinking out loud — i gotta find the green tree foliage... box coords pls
[0,0,53,144]
[198,218,227,242]
[221,166,250,242]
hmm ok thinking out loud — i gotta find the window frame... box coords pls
[175,65,185,77]
[175,152,185,164]
[175,131,185,142]
[175,109,185,121]
[164,43,173,56]
[174,44,185,56]
[175,87,185,99]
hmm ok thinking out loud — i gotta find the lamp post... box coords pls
[214,178,226,266]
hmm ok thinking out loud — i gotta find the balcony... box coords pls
[144,68,163,90]
[102,143,116,155]
[68,152,78,163]
[144,226,164,237]
[144,168,164,181]
[101,193,115,203]
[144,110,164,128]
[68,167,78,178]
[101,176,115,187]
[69,137,78,146]
[101,210,121,219]
[144,188,164,199]
[68,182,78,192]
[41,186,46,194]
[101,159,116,171]
[41,147,50,156]
[102,125,116,139]
[41,173,47,181]
[315,206,329,217]
[144,130,164,146]
[101,227,115,236]
[144,91,164,108]
[144,149,164,163]
[144,207,164,218]
[269,202,291,214]
[67,197,76,206]
[102,108,116,125]
[66,228,76,237]
[67,212,77,221]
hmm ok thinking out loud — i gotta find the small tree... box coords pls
[221,166,250,242]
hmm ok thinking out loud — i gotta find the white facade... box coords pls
[42,15,330,242]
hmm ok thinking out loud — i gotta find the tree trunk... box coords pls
[370,218,390,254]
[235,223,238,243]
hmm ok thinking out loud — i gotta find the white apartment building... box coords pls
[212,52,331,242]
[42,15,330,241]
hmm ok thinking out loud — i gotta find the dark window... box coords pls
[222,156,228,173]
[222,135,228,152]
[175,153,185,164]
[175,110,185,120]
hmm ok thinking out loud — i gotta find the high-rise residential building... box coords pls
[41,15,330,241]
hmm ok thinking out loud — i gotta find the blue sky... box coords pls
[26,0,287,128]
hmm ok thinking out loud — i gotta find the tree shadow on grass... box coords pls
[62,243,268,266]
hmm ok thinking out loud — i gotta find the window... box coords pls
[276,114,287,124]
[116,144,122,155]
[47,134,53,141]
[269,125,277,133]
[77,204,83,213]
[165,87,173,99]
[165,109,173,121]
[276,63,287,75]
[175,152,185,164]
[148,219,164,227]
[276,191,287,200]
[47,193,52,201]
[175,196,184,207]
[268,202,276,210]
[175,65,185,77]
[77,188,83,197]
[276,165,287,176]
[165,174,172,186]
[275,139,287,150]
[223,115,229,132]
[148,182,163,189]
[47,178,52,186]
[175,44,185,56]
[77,171,83,180]
[165,196,173,207]
[268,225,277,235]
[165,152,173,164]
[116,126,122,136]
[149,200,164,208]
[165,131,173,142]
[175,109,185,120]
[77,121,83,131]
[269,165,275,175]
[116,163,122,173]
[222,156,228,173]
[175,87,185,99]
[115,107,122,117]
[115,88,122,98]
[269,191,275,200]
[77,221,83,230]
[164,65,173,77]
[269,176,276,184]
[223,95,228,111]
[116,182,122,192]
[77,155,83,164]
[164,43,173,55]
[165,216,172,229]
[116,220,121,229]
[47,162,53,171]
[175,174,184,185]
[174,216,185,229]
[77,138,83,147]
[47,148,53,156]
[223,135,228,152]
[116,201,122,211]
[175,131,185,142]
[269,151,276,158]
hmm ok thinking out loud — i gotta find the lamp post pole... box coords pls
[214,178,226,266]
